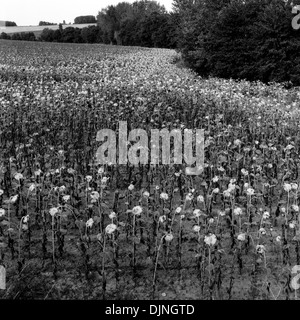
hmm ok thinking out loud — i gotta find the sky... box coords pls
[0,0,174,26]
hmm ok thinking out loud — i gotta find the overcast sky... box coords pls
[1,0,174,26]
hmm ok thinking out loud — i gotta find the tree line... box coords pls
[0,32,36,41]
[0,25,101,43]
[97,1,177,48]
[35,3,177,48]
[174,0,300,86]
[0,2,177,48]
[2,0,300,85]
[39,21,57,26]
[0,21,17,26]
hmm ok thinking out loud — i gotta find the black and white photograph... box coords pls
[1,0,300,305]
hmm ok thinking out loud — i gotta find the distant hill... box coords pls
[0,23,97,38]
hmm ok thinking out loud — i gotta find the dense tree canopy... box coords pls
[174,0,300,85]
[0,32,11,40]
[39,21,57,26]
[97,0,176,47]
[74,15,97,24]
[39,25,103,44]
[10,32,36,41]
[0,21,17,26]
[4,1,176,49]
